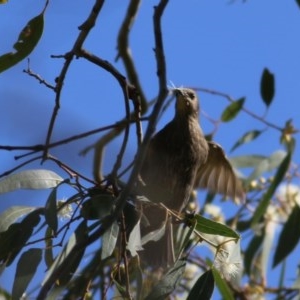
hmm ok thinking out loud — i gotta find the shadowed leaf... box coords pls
[0,3,47,73]
[273,204,300,267]
[0,210,41,266]
[42,221,88,287]
[145,260,186,300]
[212,268,234,300]
[187,269,214,300]
[12,248,42,299]
[260,68,275,107]
[80,194,115,220]
[244,231,265,274]
[251,152,291,227]
[0,206,36,232]
[45,188,58,234]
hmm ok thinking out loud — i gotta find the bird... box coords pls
[138,87,244,268]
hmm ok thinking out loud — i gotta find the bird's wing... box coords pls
[194,141,245,203]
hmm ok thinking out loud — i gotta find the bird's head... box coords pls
[173,88,199,118]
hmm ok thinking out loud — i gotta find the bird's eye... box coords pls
[188,92,195,99]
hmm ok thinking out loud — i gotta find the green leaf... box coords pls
[0,7,45,73]
[260,68,275,107]
[0,210,41,266]
[244,232,265,274]
[296,0,300,9]
[221,98,245,122]
[0,169,63,194]
[229,155,267,169]
[45,188,58,234]
[273,204,300,267]
[251,152,291,227]
[245,150,287,184]
[0,206,36,232]
[187,269,214,300]
[190,214,239,239]
[145,260,186,300]
[44,226,54,269]
[101,221,119,260]
[42,221,88,287]
[12,248,42,300]
[80,194,115,220]
[212,268,234,300]
[230,130,263,152]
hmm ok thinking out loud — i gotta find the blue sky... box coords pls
[1,0,300,297]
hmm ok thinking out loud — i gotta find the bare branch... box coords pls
[43,0,105,159]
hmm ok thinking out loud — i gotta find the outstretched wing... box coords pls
[194,141,245,203]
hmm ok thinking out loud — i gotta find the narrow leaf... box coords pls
[260,68,275,107]
[0,6,46,73]
[0,206,36,232]
[221,98,245,122]
[246,150,287,183]
[244,232,265,274]
[273,204,300,267]
[187,269,214,300]
[80,194,115,220]
[191,214,239,239]
[44,188,58,234]
[42,221,88,287]
[127,220,143,257]
[145,260,186,300]
[229,155,267,169]
[212,268,234,300]
[101,221,119,260]
[0,169,63,194]
[0,210,41,266]
[44,226,54,269]
[251,152,291,227]
[231,130,263,152]
[12,248,42,299]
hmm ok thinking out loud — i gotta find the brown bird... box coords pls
[138,88,244,268]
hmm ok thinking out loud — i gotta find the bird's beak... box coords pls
[174,89,183,97]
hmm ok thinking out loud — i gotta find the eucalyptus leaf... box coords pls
[80,194,115,220]
[42,221,88,287]
[260,68,275,107]
[0,4,47,73]
[101,221,119,260]
[251,152,291,227]
[246,150,287,183]
[0,169,63,194]
[12,248,42,300]
[221,98,245,122]
[244,232,265,275]
[0,210,41,266]
[190,214,239,239]
[231,130,263,152]
[145,260,186,300]
[127,220,143,257]
[273,204,300,267]
[187,269,214,300]
[212,268,234,300]
[0,206,36,232]
[44,188,58,234]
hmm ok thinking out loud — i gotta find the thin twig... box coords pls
[116,0,148,114]
[43,0,105,159]
[195,87,283,131]
[23,59,55,90]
